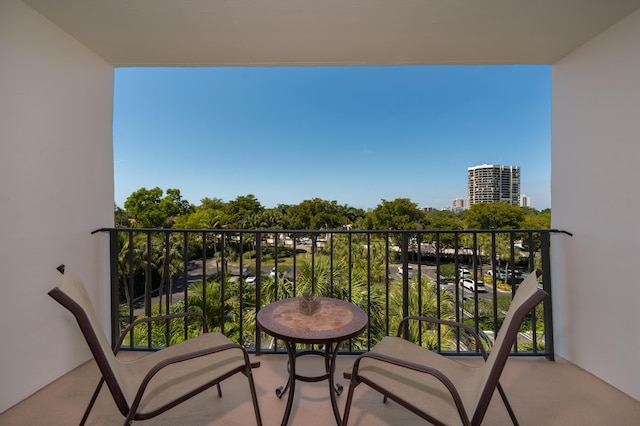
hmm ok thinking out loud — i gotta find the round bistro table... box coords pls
[256,297,368,426]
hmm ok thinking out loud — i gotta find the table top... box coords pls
[257,297,368,344]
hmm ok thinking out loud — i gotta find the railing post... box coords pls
[401,232,409,338]
[255,232,262,355]
[109,229,120,349]
[541,231,554,360]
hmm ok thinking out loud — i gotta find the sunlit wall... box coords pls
[0,0,114,411]
[551,8,640,401]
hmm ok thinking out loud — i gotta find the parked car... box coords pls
[459,278,487,293]
[485,270,504,279]
[398,265,413,276]
[485,269,523,282]
[269,267,286,278]
[507,269,524,282]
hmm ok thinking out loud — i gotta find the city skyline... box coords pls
[114,65,551,210]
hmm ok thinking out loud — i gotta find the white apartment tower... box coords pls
[467,164,520,206]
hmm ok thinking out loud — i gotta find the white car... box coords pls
[269,267,285,278]
[459,268,471,278]
[459,278,487,293]
[486,269,523,282]
[397,265,415,276]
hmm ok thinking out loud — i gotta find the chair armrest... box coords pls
[397,315,489,359]
[115,312,208,353]
[347,351,468,423]
[131,342,253,409]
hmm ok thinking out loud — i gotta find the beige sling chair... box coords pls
[49,265,262,425]
[342,271,548,426]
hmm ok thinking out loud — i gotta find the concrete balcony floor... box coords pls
[2,352,638,425]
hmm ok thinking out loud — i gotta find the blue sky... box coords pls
[113,65,551,211]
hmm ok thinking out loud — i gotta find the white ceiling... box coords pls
[23,0,640,67]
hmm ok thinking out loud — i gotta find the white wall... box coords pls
[0,0,114,412]
[551,9,640,400]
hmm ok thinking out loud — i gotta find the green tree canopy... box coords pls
[119,187,550,233]
[521,209,551,229]
[284,198,351,230]
[199,197,226,211]
[423,210,463,230]
[173,208,223,229]
[463,202,524,230]
[362,198,425,230]
[223,194,264,228]
[124,187,193,228]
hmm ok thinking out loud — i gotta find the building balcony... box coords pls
[5,228,638,424]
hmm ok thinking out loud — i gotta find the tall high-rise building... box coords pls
[520,194,531,207]
[467,164,520,206]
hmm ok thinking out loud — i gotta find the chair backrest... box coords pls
[49,268,130,414]
[471,271,548,424]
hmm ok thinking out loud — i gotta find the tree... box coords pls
[363,198,426,231]
[285,198,351,230]
[114,203,129,227]
[124,187,193,228]
[387,278,459,350]
[464,202,524,230]
[198,197,226,211]
[438,263,457,282]
[223,194,264,228]
[186,276,238,336]
[422,209,464,251]
[521,209,551,229]
[173,208,223,229]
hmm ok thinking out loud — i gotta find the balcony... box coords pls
[12,228,640,425]
[2,351,637,425]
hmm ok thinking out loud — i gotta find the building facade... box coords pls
[520,194,531,207]
[467,164,520,206]
[452,198,466,208]
[452,198,466,213]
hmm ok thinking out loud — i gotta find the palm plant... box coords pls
[388,277,460,350]
[185,275,239,339]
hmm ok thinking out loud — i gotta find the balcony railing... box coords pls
[96,228,568,360]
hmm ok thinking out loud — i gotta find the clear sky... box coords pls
[113,65,551,211]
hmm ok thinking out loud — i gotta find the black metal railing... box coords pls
[96,228,570,359]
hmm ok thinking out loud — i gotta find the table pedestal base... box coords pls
[276,341,344,426]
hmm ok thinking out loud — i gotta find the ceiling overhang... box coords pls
[23,0,640,67]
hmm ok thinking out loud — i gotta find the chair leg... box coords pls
[496,382,519,426]
[247,372,263,426]
[342,380,359,426]
[80,377,104,426]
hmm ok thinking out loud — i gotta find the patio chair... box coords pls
[342,271,548,426]
[48,265,262,425]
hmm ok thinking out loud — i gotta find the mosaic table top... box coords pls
[257,297,368,344]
